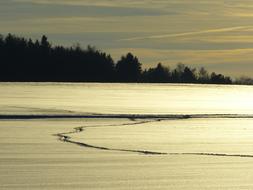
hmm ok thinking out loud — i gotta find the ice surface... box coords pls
[1,83,253,189]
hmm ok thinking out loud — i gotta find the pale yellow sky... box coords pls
[2,0,253,76]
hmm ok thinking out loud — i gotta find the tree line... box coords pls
[0,33,244,84]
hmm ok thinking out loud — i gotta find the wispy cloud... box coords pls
[5,0,168,20]
[119,26,253,41]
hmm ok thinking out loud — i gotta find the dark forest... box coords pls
[0,34,246,84]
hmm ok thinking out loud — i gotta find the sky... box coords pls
[1,0,253,77]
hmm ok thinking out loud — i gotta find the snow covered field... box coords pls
[1,83,253,189]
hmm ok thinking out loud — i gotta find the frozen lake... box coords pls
[1,83,253,189]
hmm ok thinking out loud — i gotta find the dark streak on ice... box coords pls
[169,152,253,158]
[2,113,253,120]
[54,119,167,155]
[54,118,253,158]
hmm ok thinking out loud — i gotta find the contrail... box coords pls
[119,26,252,41]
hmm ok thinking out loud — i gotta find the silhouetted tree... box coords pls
[181,67,197,83]
[41,35,51,49]
[0,33,238,84]
[175,63,185,75]
[167,63,183,82]
[143,63,171,82]
[116,53,142,82]
[0,35,3,47]
[0,34,116,82]
[235,76,253,85]
[210,72,232,84]
[198,67,209,83]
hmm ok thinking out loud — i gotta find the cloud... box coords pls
[1,0,168,22]
[119,26,253,41]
